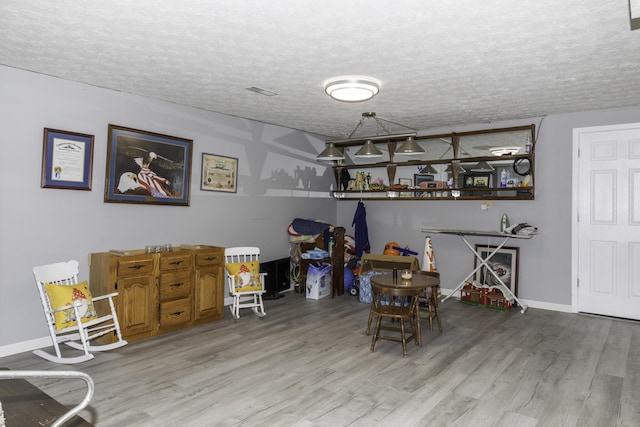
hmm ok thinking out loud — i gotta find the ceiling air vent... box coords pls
[245,86,278,96]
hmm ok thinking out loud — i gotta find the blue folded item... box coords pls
[305,249,329,259]
[358,271,386,304]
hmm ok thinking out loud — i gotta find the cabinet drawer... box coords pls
[117,257,154,276]
[159,299,191,327]
[195,249,224,267]
[159,252,192,271]
[159,270,192,300]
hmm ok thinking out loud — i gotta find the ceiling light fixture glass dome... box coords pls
[324,76,380,102]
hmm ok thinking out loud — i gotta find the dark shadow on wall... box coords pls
[269,166,334,191]
[238,125,335,196]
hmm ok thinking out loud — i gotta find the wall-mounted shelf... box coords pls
[328,125,535,201]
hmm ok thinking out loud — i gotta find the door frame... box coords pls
[571,122,640,313]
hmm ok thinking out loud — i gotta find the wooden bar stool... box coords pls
[369,283,421,357]
[415,271,443,333]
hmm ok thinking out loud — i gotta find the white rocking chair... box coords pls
[33,260,127,364]
[224,247,267,319]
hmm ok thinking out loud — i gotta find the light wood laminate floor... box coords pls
[1,293,639,426]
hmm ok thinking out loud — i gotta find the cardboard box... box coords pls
[359,254,420,274]
[306,263,332,299]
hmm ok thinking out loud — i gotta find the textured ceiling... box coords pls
[2,0,640,139]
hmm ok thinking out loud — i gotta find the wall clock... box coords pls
[513,158,531,176]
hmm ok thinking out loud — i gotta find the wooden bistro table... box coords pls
[370,272,441,346]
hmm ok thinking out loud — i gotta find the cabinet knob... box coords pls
[170,311,184,316]
[128,265,143,270]
[170,283,184,288]
[170,260,183,265]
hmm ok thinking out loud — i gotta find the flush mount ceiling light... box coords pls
[324,76,380,102]
[490,146,521,156]
[316,143,345,161]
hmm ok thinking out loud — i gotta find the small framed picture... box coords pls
[201,153,238,193]
[398,178,412,197]
[474,245,519,297]
[41,128,94,190]
[463,173,493,196]
[414,174,434,196]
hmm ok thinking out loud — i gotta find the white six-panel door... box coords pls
[573,123,640,320]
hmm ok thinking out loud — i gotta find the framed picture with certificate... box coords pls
[201,153,238,193]
[41,128,94,190]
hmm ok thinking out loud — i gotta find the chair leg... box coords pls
[412,308,421,346]
[399,319,407,357]
[251,294,266,317]
[427,302,434,332]
[432,295,443,333]
[370,316,382,352]
[366,301,374,335]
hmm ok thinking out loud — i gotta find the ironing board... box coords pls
[421,228,534,313]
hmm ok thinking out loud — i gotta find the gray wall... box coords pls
[3,64,639,352]
[0,66,335,349]
[337,107,640,308]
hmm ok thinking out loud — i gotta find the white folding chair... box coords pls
[224,247,267,319]
[33,260,127,364]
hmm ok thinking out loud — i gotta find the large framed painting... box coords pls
[105,125,193,206]
[41,128,94,190]
[473,245,519,296]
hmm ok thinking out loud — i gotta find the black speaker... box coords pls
[260,257,290,299]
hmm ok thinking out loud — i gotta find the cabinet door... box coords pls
[193,265,224,322]
[117,274,156,339]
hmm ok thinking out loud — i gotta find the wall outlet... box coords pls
[481,201,492,210]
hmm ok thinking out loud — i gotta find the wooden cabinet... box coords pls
[192,247,225,324]
[89,245,225,343]
[330,124,535,201]
[157,251,193,333]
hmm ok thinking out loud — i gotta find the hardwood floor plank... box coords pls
[1,294,639,426]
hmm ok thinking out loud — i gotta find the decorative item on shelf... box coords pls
[369,177,386,191]
[525,135,533,154]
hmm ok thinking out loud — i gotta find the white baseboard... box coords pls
[0,336,51,358]
[439,288,573,313]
